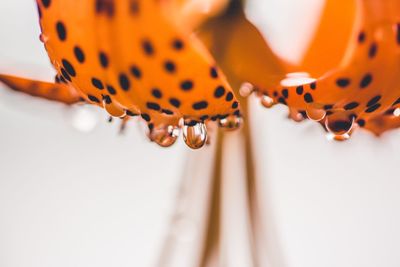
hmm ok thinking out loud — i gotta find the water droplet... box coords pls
[39,33,48,43]
[239,82,254,97]
[149,125,180,148]
[219,115,242,131]
[325,112,355,141]
[394,108,400,117]
[261,95,274,108]
[67,105,99,133]
[306,105,326,121]
[182,123,207,149]
[288,108,305,122]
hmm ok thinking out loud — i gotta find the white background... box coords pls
[1,0,400,267]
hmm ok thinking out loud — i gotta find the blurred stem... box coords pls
[157,98,266,267]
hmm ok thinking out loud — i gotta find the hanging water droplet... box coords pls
[149,125,180,148]
[182,123,207,149]
[394,108,400,117]
[39,33,48,43]
[261,95,274,108]
[239,82,254,97]
[325,113,355,141]
[67,105,99,133]
[219,115,242,131]
[288,108,305,122]
[305,105,326,121]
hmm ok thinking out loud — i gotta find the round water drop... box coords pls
[67,105,99,133]
[288,108,305,122]
[182,123,207,149]
[305,105,326,121]
[219,115,242,131]
[39,33,48,43]
[325,113,355,141]
[261,95,274,108]
[149,125,180,148]
[239,82,254,97]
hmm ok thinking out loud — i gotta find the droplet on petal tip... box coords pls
[182,122,208,150]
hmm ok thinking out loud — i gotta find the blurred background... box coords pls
[1,0,400,267]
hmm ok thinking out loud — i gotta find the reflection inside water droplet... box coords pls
[325,112,355,141]
[182,123,207,149]
[305,105,326,121]
[219,115,242,131]
[149,125,180,148]
[261,95,274,108]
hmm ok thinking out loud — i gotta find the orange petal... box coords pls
[0,74,81,105]
[37,0,241,132]
[259,0,400,136]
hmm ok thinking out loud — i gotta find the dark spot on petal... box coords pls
[225,92,233,101]
[304,93,313,103]
[336,78,351,88]
[99,52,109,68]
[180,80,193,91]
[358,31,366,43]
[141,113,151,122]
[151,88,162,99]
[192,101,208,110]
[172,39,184,50]
[282,89,289,98]
[42,0,51,8]
[62,59,76,77]
[130,65,142,79]
[106,84,116,95]
[296,86,303,95]
[368,42,378,58]
[210,67,218,79]
[74,46,85,63]
[56,21,67,41]
[164,60,176,73]
[142,39,154,55]
[357,119,366,127]
[88,94,100,103]
[146,102,160,111]
[119,73,130,91]
[169,98,181,108]
[214,86,225,98]
[344,102,359,110]
[367,95,381,107]
[360,73,372,89]
[365,103,381,113]
[91,78,104,90]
